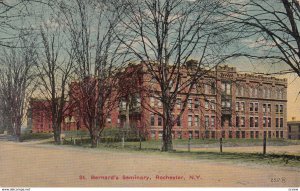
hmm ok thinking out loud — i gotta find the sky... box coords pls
[1,0,300,121]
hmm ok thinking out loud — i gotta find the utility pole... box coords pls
[263,131,266,155]
[188,137,191,152]
[220,137,223,153]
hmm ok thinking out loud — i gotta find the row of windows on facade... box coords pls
[118,92,285,111]
[236,102,284,113]
[152,79,285,99]
[236,85,285,99]
[145,97,284,112]
[150,114,284,128]
[288,125,300,133]
[151,130,284,139]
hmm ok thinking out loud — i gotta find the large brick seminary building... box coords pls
[27,62,288,140]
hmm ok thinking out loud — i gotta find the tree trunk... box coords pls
[91,128,99,148]
[161,124,173,152]
[53,124,61,145]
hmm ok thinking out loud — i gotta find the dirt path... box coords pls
[0,141,299,187]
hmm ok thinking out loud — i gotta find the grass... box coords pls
[58,137,300,168]
[20,133,53,142]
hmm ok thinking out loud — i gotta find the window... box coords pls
[205,84,210,94]
[276,104,284,113]
[236,131,240,138]
[205,100,209,110]
[226,83,231,95]
[159,131,163,139]
[157,99,162,108]
[121,100,126,110]
[221,81,231,95]
[107,115,111,124]
[263,117,267,128]
[267,104,271,112]
[280,105,283,113]
[176,98,181,109]
[188,99,192,109]
[177,116,181,126]
[268,117,271,127]
[236,102,240,111]
[150,97,155,107]
[280,118,283,128]
[211,116,215,128]
[250,117,254,127]
[241,117,245,127]
[254,103,259,112]
[211,82,216,94]
[255,117,258,127]
[263,104,266,113]
[151,131,156,139]
[150,114,155,126]
[250,102,258,112]
[195,115,199,127]
[222,100,231,109]
[210,100,216,110]
[194,98,200,109]
[241,102,245,111]
[177,131,182,139]
[189,131,193,139]
[250,103,254,112]
[205,116,209,128]
[158,116,162,126]
[242,131,245,138]
[236,101,245,112]
[188,115,193,127]
[276,118,279,128]
[236,116,240,127]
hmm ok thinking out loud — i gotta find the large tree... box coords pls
[0,34,37,141]
[113,0,228,151]
[36,19,75,144]
[58,0,126,147]
[221,0,300,76]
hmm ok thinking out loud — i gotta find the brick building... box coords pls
[287,118,300,140]
[28,62,288,139]
[27,98,77,133]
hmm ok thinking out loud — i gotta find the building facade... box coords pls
[28,62,288,139]
[287,120,300,140]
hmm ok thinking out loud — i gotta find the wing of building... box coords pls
[27,62,288,140]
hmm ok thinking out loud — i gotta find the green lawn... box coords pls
[57,137,300,167]
[20,133,53,141]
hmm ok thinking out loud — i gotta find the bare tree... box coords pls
[59,0,126,147]
[35,20,75,144]
[0,33,37,141]
[221,0,300,76]
[113,0,228,151]
[0,0,54,48]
